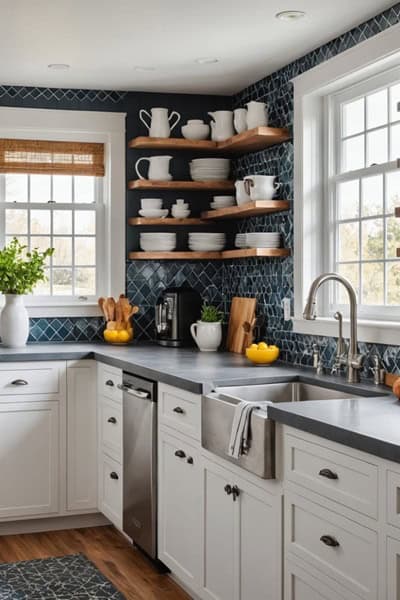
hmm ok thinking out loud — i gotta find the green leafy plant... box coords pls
[0,238,54,295]
[200,303,223,323]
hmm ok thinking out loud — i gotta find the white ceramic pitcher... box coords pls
[139,107,181,138]
[190,320,222,352]
[208,110,234,141]
[233,108,247,134]
[246,101,269,129]
[243,175,281,200]
[135,155,173,181]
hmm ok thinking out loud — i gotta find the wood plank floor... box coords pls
[0,525,191,600]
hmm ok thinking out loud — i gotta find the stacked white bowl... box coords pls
[210,195,235,210]
[189,158,230,181]
[171,198,190,218]
[235,233,247,248]
[245,232,281,248]
[140,233,176,252]
[139,198,168,218]
[188,233,226,252]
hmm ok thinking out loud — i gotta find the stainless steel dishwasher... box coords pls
[118,372,157,559]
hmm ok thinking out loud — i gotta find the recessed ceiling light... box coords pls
[275,10,306,21]
[47,63,70,70]
[134,66,156,72]
[195,57,219,65]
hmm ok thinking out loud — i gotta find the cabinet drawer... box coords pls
[386,469,400,530]
[99,453,122,529]
[0,362,63,398]
[99,397,122,463]
[285,556,361,600]
[159,383,201,440]
[285,492,378,600]
[97,364,122,403]
[284,432,378,518]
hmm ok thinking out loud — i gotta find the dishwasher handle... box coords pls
[117,383,151,399]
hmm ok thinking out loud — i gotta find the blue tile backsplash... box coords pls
[2,2,400,378]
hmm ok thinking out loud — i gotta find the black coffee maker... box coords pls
[155,286,202,347]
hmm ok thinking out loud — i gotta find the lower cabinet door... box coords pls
[99,453,122,529]
[202,457,282,600]
[0,401,59,519]
[158,429,202,592]
[387,536,400,600]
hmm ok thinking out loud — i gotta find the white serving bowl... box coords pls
[212,195,235,204]
[191,158,230,167]
[138,208,168,218]
[140,198,163,209]
[181,120,210,141]
[172,210,191,218]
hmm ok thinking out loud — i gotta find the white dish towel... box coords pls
[228,401,269,459]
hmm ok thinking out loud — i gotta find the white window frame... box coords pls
[293,22,400,345]
[0,107,126,317]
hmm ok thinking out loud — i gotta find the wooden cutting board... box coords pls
[226,297,257,353]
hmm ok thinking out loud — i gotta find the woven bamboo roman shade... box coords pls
[0,139,105,176]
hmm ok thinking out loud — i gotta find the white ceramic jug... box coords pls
[135,155,173,181]
[190,321,222,352]
[243,175,281,200]
[235,180,252,205]
[246,101,268,129]
[208,110,235,141]
[234,108,247,134]
[139,107,181,138]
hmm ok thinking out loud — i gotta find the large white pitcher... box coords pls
[135,156,173,181]
[208,110,234,141]
[139,107,181,138]
[246,101,268,129]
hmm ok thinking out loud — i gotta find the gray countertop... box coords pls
[0,341,399,463]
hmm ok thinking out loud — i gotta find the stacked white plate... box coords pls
[140,233,176,252]
[190,158,230,181]
[210,195,235,210]
[188,232,226,252]
[235,234,247,248]
[245,232,281,248]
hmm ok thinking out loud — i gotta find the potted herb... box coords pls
[0,238,54,347]
[190,303,223,352]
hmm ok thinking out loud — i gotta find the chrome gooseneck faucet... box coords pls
[303,273,365,384]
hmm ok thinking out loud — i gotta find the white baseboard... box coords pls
[0,512,110,535]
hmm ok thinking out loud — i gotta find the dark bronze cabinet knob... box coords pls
[105,380,114,387]
[319,468,338,480]
[320,534,340,547]
[107,417,117,424]
[174,449,186,458]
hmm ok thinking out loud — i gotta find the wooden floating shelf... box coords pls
[128,126,291,155]
[201,200,290,220]
[128,217,212,226]
[128,180,235,191]
[128,248,291,261]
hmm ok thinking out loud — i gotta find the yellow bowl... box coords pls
[245,346,280,365]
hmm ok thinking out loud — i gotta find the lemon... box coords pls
[257,341,268,350]
[117,330,130,343]
[104,329,119,343]
[250,343,258,349]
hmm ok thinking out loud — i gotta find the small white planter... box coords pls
[190,320,222,352]
[0,294,29,348]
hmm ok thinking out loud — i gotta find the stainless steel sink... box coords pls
[201,380,367,479]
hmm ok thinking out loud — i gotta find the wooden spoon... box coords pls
[98,297,107,320]
[393,378,400,399]
[107,297,116,322]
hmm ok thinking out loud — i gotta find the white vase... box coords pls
[190,320,222,352]
[0,294,29,348]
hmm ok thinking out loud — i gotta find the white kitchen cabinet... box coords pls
[158,427,202,593]
[99,452,123,530]
[0,401,59,518]
[66,360,97,512]
[202,456,282,600]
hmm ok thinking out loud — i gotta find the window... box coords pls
[329,70,400,320]
[0,173,101,299]
[293,25,400,344]
[0,107,126,317]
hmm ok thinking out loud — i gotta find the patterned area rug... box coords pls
[0,553,125,599]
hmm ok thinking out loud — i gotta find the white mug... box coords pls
[235,180,252,205]
[244,175,281,200]
[135,155,172,181]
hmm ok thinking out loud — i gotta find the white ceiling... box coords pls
[0,0,395,95]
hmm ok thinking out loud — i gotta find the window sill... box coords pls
[293,317,400,346]
[25,305,101,318]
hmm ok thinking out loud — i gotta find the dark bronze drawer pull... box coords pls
[320,535,340,547]
[110,471,119,480]
[174,449,186,458]
[105,379,114,387]
[319,468,338,480]
[107,417,117,424]
[187,456,194,465]
[11,379,28,386]
[173,406,185,414]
